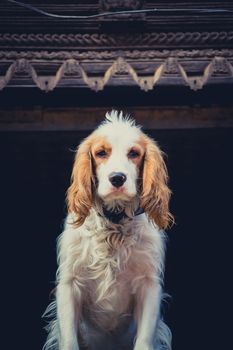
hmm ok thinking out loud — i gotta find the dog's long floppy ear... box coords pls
[67,136,95,227]
[140,135,173,230]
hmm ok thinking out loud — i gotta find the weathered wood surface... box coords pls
[1,1,233,32]
[0,1,233,91]
[1,106,232,131]
[1,55,233,91]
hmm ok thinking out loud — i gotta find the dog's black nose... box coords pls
[109,172,127,188]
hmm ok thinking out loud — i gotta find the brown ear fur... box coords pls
[140,135,173,230]
[66,136,94,227]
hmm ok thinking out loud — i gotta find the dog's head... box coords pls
[67,111,173,229]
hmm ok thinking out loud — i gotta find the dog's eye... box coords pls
[96,150,107,158]
[128,149,140,158]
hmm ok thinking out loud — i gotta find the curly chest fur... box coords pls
[70,218,161,330]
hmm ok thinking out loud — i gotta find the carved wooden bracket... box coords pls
[0,2,233,91]
[1,55,233,92]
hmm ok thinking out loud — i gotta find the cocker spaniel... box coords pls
[43,111,173,350]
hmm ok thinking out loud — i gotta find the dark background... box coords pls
[0,85,232,350]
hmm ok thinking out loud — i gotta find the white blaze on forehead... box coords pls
[95,111,142,147]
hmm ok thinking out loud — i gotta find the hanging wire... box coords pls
[6,0,233,19]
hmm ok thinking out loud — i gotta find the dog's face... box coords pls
[91,123,144,203]
[67,112,172,229]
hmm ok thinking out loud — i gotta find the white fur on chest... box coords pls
[58,212,165,331]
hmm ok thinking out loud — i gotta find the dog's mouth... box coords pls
[102,187,136,201]
[109,186,128,195]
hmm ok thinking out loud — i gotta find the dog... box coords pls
[43,111,173,350]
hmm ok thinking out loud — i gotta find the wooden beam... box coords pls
[0,106,233,131]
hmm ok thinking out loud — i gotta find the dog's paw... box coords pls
[61,341,80,350]
[134,340,154,350]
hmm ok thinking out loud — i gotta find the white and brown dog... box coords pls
[43,111,173,350]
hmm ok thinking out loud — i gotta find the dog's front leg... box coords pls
[57,283,80,350]
[134,283,161,350]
